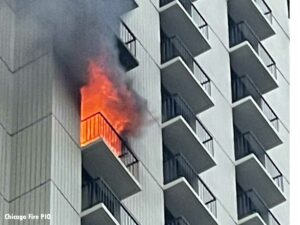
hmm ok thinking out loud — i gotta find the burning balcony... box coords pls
[159,0,210,56]
[161,35,214,114]
[235,129,286,208]
[162,93,216,173]
[237,188,281,225]
[228,0,275,40]
[232,75,282,150]
[117,22,139,71]
[81,113,141,199]
[81,178,140,225]
[163,153,218,225]
[229,20,278,94]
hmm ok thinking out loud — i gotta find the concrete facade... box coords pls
[0,0,289,225]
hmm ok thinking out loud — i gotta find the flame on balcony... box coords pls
[80,58,143,156]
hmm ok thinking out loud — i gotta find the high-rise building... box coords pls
[0,0,290,225]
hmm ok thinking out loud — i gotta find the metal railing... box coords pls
[120,22,137,58]
[164,153,217,217]
[234,128,284,192]
[232,75,279,131]
[162,94,214,156]
[161,36,211,95]
[160,0,209,39]
[82,178,140,225]
[229,20,277,79]
[237,189,281,225]
[166,216,190,225]
[81,112,139,180]
[253,0,273,24]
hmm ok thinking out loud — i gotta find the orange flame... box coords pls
[80,58,143,155]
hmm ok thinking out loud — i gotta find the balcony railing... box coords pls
[162,94,214,156]
[160,0,209,39]
[120,22,137,58]
[237,189,281,225]
[232,75,279,131]
[229,20,277,79]
[81,112,139,179]
[253,0,273,24]
[164,153,217,217]
[161,36,211,95]
[82,178,140,225]
[166,216,190,225]
[235,128,284,192]
[161,36,211,94]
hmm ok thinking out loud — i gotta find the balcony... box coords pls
[232,75,282,150]
[237,188,281,225]
[161,36,214,114]
[159,0,210,55]
[81,178,140,225]
[162,94,216,173]
[81,113,141,199]
[228,0,275,40]
[235,130,286,208]
[117,22,139,71]
[166,216,190,225]
[163,154,218,225]
[229,21,278,94]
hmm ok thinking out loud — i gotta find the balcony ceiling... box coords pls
[81,203,119,225]
[228,0,275,40]
[236,154,286,208]
[233,97,282,150]
[163,116,216,173]
[161,57,214,114]
[164,178,218,225]
[160,1,210,56]
[82,140,141,200]
[230,42,278,94]
[239,213,265,225]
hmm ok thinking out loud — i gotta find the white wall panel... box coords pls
[216,201,238,225]
[0,61,13,133]
[265,0,289,36]
[0,194,9,225]
[9,117,51,200]
[271,182,289,225]
[200,143,238,222]
[13,8,52,72]
[195,0,229,48]
[51,117,81,213]
[268,123,290,180]
[263,21,290,82]
[8,182,51,225]
[196,31,232,104]
[128,113,163,184]
[123,164,164,225]
[126,40,162,123]
[264,73,289,130]
[0,1,15,69]
[52,66,80,144]
[12,54,53,134]
[124,0,161,64]
[50,183,80,225]
[198,82,235,161]
[0,125,11,199]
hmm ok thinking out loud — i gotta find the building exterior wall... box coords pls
[262,1,290,224]
[0,1,289,225]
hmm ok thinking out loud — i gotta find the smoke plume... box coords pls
[24,0,135,85]
[16,0,146,136]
